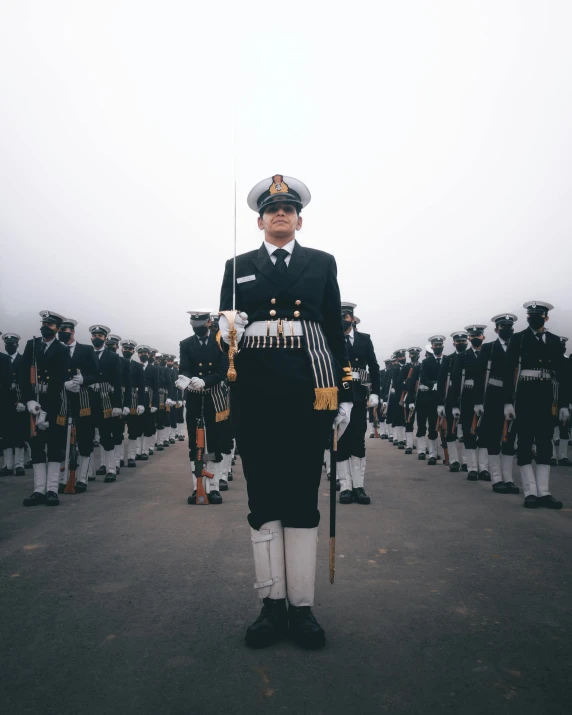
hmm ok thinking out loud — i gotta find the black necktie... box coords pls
[536,333,544,344]
[346,335,352,352]
[41,342,47,354]
[436,358,441,364]
[272,248,289,274]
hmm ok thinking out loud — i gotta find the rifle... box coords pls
[30,336,38,437]
[372,406,380,438]
[329,425,337,584]
[437,416,450,464]
[502,418,510,443]
[64,418,78,494]
[470,412,478,435]
[193,393,214,505]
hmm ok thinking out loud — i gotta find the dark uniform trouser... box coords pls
[416,391,438,440]
[2,410,27,449]
[459,389,478,450]
[80,393,114,452]
[127,413,144,440]
[444,401,458,443]
[30,395,67,463]
[515,381,554,466]
[405,408,415,435]
[390,394,406,427]
[140,407,155,438]
[185,392,222,463]
[231,348,332,531]
[478,386,516,456]
[111,416,125,446]
[337,399,367,461]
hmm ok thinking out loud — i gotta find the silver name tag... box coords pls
[237,275,256,284]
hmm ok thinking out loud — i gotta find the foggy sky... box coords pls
[1,1,572,360]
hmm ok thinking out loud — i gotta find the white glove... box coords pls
[334,402,353,438]
[122,406,130,417]
[65,380,81,393]
[72,374,83,385]
[150,406,158,414]
[166,398,175,407]
[504,404,516,420]
[190,377,206,390]
[112,407,122,418]
[437,405,445,417]
[36,410,49,430]
[369,394,379,408]
[382,401,388,408]
[16,403,26,413]
[176,401,183,408]
[559,407,570,422]
[27,400,41,415]
[136,405,145,416]
[408,403,415,410]
[175,375,191,391]
[452,407,461,419]
[219,311,248,345]
[474,404,484,416]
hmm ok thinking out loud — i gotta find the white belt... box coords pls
[488,378,503,387]
[418,385,430,392]
[351,371,360,380]
[244,320,304,337]
[463,379,475,388]
[390,388,396,394]
[520,369,553,380]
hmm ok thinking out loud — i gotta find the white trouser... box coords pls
[285,527,318,607]
[380,421,388,435]
[558,439,569,460]
[128,439,137,460]
[477,447,489,473]
[87,457,95,478]
[33,463,47,494]
[105,449,116,475]
[536,464,551,497]
[135,436,142,455]
[77,455,90,485]
[47,462,60,493]
[501,454,513,482]
[223,452,232,477]
[406,432,413,448]
[448,441,459,463]
[99,445,105,469]
[142,436,149,455]
[428,439,438,459]
[115,444,123,468]
[465,449,478,472]
[350,456,365,489]
[459,443,466,465]
[323,449,331,475]
[417,436,427,454]
[14,447,25,469]
[488,454,502,484]
[4,449,14,470]
[338,459,352,492]
[520,464,551,497]
[251,521,286,600]
[520,464,537,497]
[193,460,218,492]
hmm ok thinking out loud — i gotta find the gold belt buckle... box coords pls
[278,319,284,337]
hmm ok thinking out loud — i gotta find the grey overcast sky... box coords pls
[1,0,571,359]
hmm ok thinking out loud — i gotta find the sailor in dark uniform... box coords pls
[148,349,161,452]
[0,333,27,476]
[384,350,407,446]
[551,336,571,466]
[219,174,352,650]
[20,311,70,506]
[104,334,132,473]
[415,337,446,464]
[402,347,422,456]
[164,355,179,443]
[474,314,520,495]
[136,345,159,459]
[119,339,146,467]
[173,360,186,441]
[0,333,17,476]
[437,331,469,473]
[379,358,393,439]
[503,301,569,508]
[176,311,229,504]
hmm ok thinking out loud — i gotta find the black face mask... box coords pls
[527,315,545,331]
[410,354,419,363]
[498,326,514,340]
[91,337,105,348]
[194,326,209,338]
[41,325,56,339]
[470,337,483,348]
[398,358,406,365]
[455,342,468,352]
[58,332,72,344]
[139,354,149,363]
[122,350,133,360]
[167,364,173,369]
[106,345,117,353]
[433,346,444,356]
[5,344,18,355]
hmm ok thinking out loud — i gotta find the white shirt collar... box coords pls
[42,337,55,347]
[10,352,17,362]
[346,328,355,344]
[264,238,296,257]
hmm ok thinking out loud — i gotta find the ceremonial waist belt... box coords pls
[186,382,229,422]
[89,383,115,393]
[463,379,475,389]
[130,387,139,415]
[245,320,304,337]
[37,382,49,394]
[88,381,113,417]
[418,384,430,392]
[351,368,369,384]
[519,369,554,381]
[488,377,503,387]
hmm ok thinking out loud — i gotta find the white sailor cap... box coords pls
[247,174,311,213]
[464,324,487,335]
[120,339,138,349]
[40,310,65,327]
[136,344,151,353]
[424,344,434,355]
[451,330,469,340]
[560,336,568,344]
[393,349,407,358]
[163,354,176,361]
[106,334,122,344]
[89,324,110,336]
[491,313,518,325]
[2,332,21,343]
[187,311,211,328]
[524,301,554,314]
[384,358,393,365]
[428,335,446,344]
[341,302,357,316]
[354,316,361,325]
[60,318,78,330]
[408,346,422,354]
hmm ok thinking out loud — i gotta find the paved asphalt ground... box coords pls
[1,438,572,715]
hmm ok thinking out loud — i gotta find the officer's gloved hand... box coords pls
[408,403,415,410]
[36,411,49,430]
[559,407,570,422]
[504,404,516,419]
[176,401,183,408]
[369,394,379,408]
[150,406,158,414]
[112,407,122,418]
[334,402,353,438]
[122,406,130,417]
[27,400,41,415]
[474,404,484,416]
[72,374,83,385]
[136,405,145,416]
[452,407,461,419]
[65,380,81,393]
[165,398,175,407]
[219,312,248,345]
[16,403,26,413]
[382,401,388,409]
[437,405,445,417]
[175,375,191,391]
[190,377,205,390]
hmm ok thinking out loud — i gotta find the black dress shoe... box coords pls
[339,489,353,504]
[524,495,539,508]
[140,454,149,461]
[219,479,228,491]
[550,457,557,467]
[157,444,164,451]
[449,461,460,472]
[45,491,60,506]
[504,482,520,494]
[0,466,14,476]
[178,435,185,441]
[23,491,46,507]
[558,457,572,467]
[75,482,87,493]
[245,598,288,648]
[398,441,405,450]
[163,440,170,448]
[104,473,116,483]
[96,465,106,476]
[232,457,236,465]
[467,471,478,481]
[58,483,66,494]
[381,434,388,439]
[135,454,142,461]
[427,457,437,466]
[388,437,394,443]
[208,490,223,504]
[288,606,325,650]
[478,470,491,482]
[404,447,413,455]
[169,438,176,444]
[188,490,197,504]
[492,482,509,493]
[15,467,25,476]
[127,459,136,467]
[88,475,96,482]
[120,459,125,467]
[352,487,370,504]
[538,495,563,509]
[418,453,426,460]
[461,464,468,472]
[227,472,233,481]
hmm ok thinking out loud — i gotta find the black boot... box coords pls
[96,465,106,476]
[478,470,491,481]
[104,473,116,483]
[45,491,60,506]
[25,459,33,469]
[135,454,142,461]
[15,467,25,476]
[492,482,509,494]
[449,461,460,472]
[524,495,539,508]
[120,459,125,467]
[188,490,197,504]
[467,471,478,481]
[245,598,288,648]
[23,492,46,507]
[127,459,136,467]
[75,482,87,493]
[208,490,223,504]
[404,447,412,455]
[418,453,426,460]
[461,464,468,472]
[140,454,149,461]
[0,466,14,476]
[558,457,572,467]
[178,435,185,441]
[58,483,66,494]
[227,472,233,481]
[550,457,557,466]
[219,479,228,492]
[538,495,563,509]
[427,457,437,466]
[339,489,353,504]
[352,487,370,505]
[288,606,325,649]
[157,444,164,451]
[504,482,520,494]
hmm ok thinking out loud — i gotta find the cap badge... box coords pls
[531,302,536,309]
[269,175,289,195]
